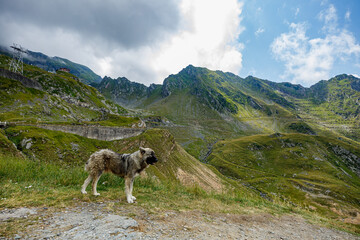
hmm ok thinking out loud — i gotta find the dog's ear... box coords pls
[140,147,146,155]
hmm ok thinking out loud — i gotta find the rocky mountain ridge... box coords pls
[0,46,101,84]
[0,54,134,125]
[98,65,360,118]
[92,76,161,108]
[95,65,360,150]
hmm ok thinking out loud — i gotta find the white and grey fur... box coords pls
[81,147,158,203]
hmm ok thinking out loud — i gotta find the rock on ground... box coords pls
[1,202,359,240]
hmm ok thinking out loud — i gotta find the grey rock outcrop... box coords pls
[38,125,144,141]
[0,68,43,90]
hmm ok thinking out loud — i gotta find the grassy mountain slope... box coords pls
[207,133,360,220]
[3,125,228,193]
[93,65,360,173]
[0,46,101,84]
[270,74,360,142]
[143,66,305,158]
[0,54,137,126]
[1,125,359,234]
[1,52,360,235]
[160,66,295,115]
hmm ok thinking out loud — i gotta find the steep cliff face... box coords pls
[95,76,155,108]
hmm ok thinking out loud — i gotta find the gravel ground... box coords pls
[1,202,359,240]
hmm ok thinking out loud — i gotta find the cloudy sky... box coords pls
[0,0,359,86]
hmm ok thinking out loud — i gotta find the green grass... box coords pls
[1,54,360,237]
[4,125,109,165]
[84,114,140,127]
[1,127,359,235]
[0,54,130,124]
[207,133,360,227]
[1,152,359,237]
[283,75,360,142]
[0,154,255,208]
[0,129,20,156]
[2,126,238,194]
[143,67,307,159]
[0,153,284,236]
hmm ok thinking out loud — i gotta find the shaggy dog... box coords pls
[81,147,158,203]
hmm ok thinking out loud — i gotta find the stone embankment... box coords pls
[1,121,145,141]
[37,124,144,141]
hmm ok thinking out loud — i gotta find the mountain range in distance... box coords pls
[1,46,359,159]
[0,45,101,84]
[94,65,360,159]
[1,49,360,229]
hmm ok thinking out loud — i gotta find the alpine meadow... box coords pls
[1,0,360,239]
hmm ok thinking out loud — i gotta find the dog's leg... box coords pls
[129,177,136,201]
[92,172,102,196]
[81,175,92,194]
[125,177,134,203]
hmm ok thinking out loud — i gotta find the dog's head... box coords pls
[140,147,158,165]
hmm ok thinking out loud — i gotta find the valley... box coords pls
[0,52,359,237]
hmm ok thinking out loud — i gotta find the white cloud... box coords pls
[345,10,351,21]
[0,0,245,85]
[295,7,300,16]
[107,0,245,84]
[321,0,329,6]
[0,0,180,50]
[318,4,337,33]
[255,28,265,37]
[152,0,245,82]
[271,5,360,86]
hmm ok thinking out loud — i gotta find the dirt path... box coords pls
[1,202,359,239]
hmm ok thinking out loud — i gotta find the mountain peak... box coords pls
[185,64,196,69]
[180,64,199,76]
[331,73,359,82]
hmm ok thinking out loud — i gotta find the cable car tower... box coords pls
[9,44,27,74]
